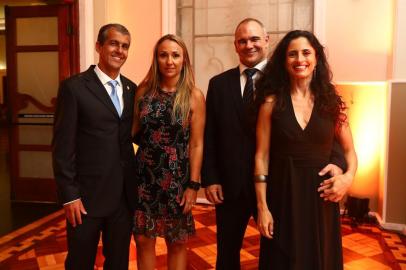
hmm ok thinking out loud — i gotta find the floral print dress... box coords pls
[133,89,195,243]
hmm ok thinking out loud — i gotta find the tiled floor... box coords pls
[0,204,405,270]
[1,121,405,269]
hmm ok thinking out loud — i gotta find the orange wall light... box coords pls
[337,82,388,212]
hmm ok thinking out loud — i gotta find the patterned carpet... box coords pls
[0,204,405,269]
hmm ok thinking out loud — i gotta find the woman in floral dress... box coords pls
[132,34,205,270]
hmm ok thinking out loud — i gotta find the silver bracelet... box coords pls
[253,174,269,183]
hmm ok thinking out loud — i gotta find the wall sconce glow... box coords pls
[337,82,387,210]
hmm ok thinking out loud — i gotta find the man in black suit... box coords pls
[202,18,346,269]
[52,24,137,270]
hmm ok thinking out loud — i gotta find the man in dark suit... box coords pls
[202,18,346,269]
[52,24,137,270]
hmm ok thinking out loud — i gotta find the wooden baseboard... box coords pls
[372,212,406,235]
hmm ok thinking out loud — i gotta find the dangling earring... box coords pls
[313,66,317,80]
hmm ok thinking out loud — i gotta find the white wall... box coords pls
[393,0,406,80]
[80,0,162,84]
[323,0,394,82]
[320,1,406,229]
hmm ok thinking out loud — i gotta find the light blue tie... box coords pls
[108,80,121,116]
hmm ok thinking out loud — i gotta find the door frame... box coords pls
[5,2,79,202]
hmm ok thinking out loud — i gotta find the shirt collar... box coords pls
[239,58,268,75]
[94,64,121,86]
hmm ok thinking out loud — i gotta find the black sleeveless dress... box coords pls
[259,93,343,270]
[133,89,195,243]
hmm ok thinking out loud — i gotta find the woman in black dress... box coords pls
[132,34,205,270]
[254,30,357,270]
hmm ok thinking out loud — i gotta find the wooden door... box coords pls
[5,3,78,202]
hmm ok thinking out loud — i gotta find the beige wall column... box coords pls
[162,0,176,35]
[79,0,94,71]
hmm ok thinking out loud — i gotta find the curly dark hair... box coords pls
[255,30,346,127]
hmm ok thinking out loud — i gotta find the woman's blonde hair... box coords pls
[137,34,195,125]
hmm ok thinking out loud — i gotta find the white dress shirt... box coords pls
[94,64,124,115]
[239,59,268,97]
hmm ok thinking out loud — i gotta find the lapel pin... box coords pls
[127,85,130,91]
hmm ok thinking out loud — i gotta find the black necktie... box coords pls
[242,68,258,106]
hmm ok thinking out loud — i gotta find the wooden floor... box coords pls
[0,204,405,270]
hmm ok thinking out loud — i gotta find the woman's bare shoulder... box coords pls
[191,87,205,103]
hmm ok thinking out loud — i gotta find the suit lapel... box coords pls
[83,66,121,118]
[229,67,244,124]
[121,76,132,118]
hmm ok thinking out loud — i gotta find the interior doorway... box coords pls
[2,0,79,203]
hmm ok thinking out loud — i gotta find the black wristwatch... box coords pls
[188,181,201,191]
